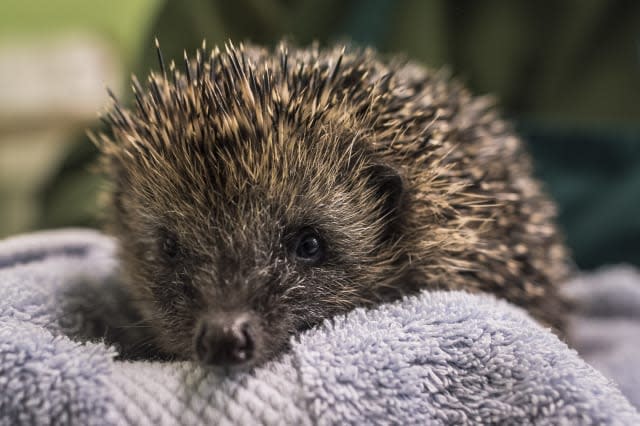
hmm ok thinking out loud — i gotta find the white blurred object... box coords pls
[0,34,121,129]
[0,34,122,237]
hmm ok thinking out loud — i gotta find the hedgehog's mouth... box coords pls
[189,310,296,368]
[192,311,257,366]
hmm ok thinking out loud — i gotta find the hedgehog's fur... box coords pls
[95,41,571,366]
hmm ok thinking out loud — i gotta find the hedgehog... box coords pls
[94,40,571,367]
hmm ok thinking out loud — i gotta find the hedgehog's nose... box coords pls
[194,313,255,366]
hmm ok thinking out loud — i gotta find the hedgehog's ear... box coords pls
[367,163,404,223]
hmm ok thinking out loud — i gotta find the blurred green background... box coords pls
[0,0,157,66]
[0,0,639,270]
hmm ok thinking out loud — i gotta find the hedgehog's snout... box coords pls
[194,312,256,366]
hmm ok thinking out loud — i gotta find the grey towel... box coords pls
[565,266,640,410]
[1,229,639,425]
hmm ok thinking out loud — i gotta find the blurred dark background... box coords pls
[1,0,639,270]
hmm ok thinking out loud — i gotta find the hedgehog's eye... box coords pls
[294,229,325,264]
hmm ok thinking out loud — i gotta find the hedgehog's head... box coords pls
[96,42,414,367]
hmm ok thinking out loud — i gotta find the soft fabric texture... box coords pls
[1,229,639,425]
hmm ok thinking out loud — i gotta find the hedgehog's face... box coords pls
[107,123,406,368]
[98,43,412,367]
